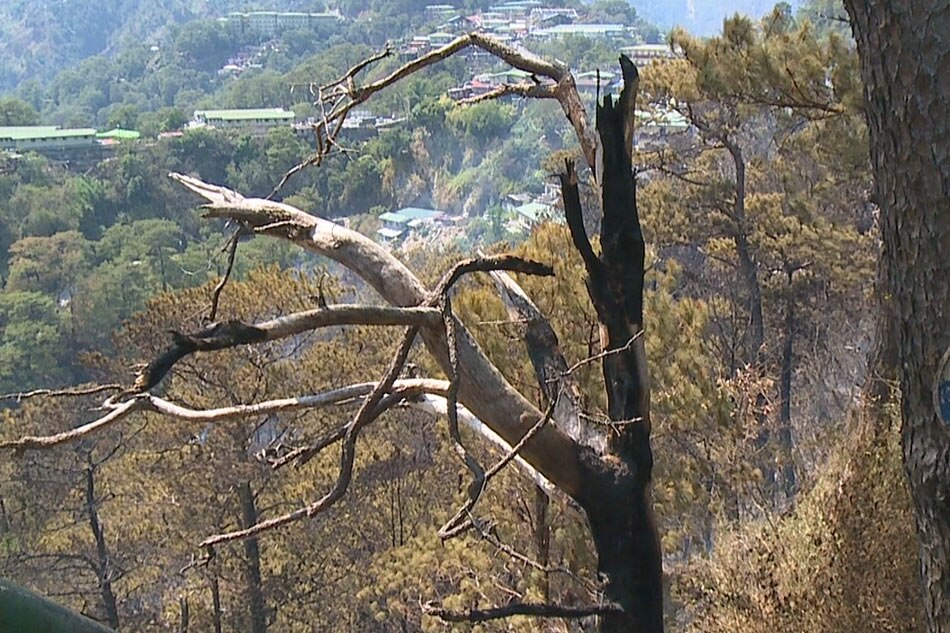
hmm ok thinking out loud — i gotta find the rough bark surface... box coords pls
[843,2,950,630]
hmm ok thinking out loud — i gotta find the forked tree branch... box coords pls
[171,172,587,498]
[271,32,598,195]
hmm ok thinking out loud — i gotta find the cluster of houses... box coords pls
[404,1,674,56]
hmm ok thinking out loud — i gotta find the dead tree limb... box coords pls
[170,171,588,498]
[422,600,623,622]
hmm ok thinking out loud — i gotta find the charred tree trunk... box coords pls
[778,286,796,497]
[84,464,119,631]
[210,574,223,633]
[532,486,551,602]
[843,2,950,631]
[723,139,765,361]
[563,56,663,633]
[237,482,268,633]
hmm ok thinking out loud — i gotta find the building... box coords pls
[425,4,458,20]
[0,126,98,154]
[509,200,554,233]
[96,128,141,143]
[376,207,444,243]
[193,108,295,130]
[574,70,622,94]
[634,108,691,149]
[531,24,628,39]
[226,11,343,35]
[620,44,682,66]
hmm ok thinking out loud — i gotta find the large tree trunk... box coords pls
[843,2,950,630]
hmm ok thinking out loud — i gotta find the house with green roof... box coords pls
[377,207,445,243]
[193,108,295,130]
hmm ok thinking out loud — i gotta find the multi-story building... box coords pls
[226,11,343,36]
[193,108,295,130]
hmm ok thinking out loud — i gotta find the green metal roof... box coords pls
[394,207,442,220]
[379,212,411,224]
[96,128,141,140]
[0,127,97,140]
[195,109,295,121]
[0,126,60,137]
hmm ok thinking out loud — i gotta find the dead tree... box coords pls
[1,37,663,633]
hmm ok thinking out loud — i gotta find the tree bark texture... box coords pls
[843,2,950,630]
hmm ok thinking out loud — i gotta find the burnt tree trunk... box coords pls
[209,574,223,633]
[778,286,796,497]
[237,482,268,633]
[563,56,664,633]
[84,464,120,631]
[843,1,950,631]
[532,486,551,602]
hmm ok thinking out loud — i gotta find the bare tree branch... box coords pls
[0,398,144,453]
[130,305,442,394]
[422,600,623,622]
[486,266,605,452]
[0,384,123,403]
[207,226,248,322]
[269,32,598,196]
[0,380,449,454]
[458,81,558,105]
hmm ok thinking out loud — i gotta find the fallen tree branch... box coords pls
[422,599,623,622]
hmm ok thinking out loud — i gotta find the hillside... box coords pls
[0,0,330,93]
[632,0,801,35]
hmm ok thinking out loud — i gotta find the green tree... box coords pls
[0,97,39,125]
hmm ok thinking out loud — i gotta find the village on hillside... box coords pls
[0,1,689,250]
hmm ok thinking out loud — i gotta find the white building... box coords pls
[193,108,295,130]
